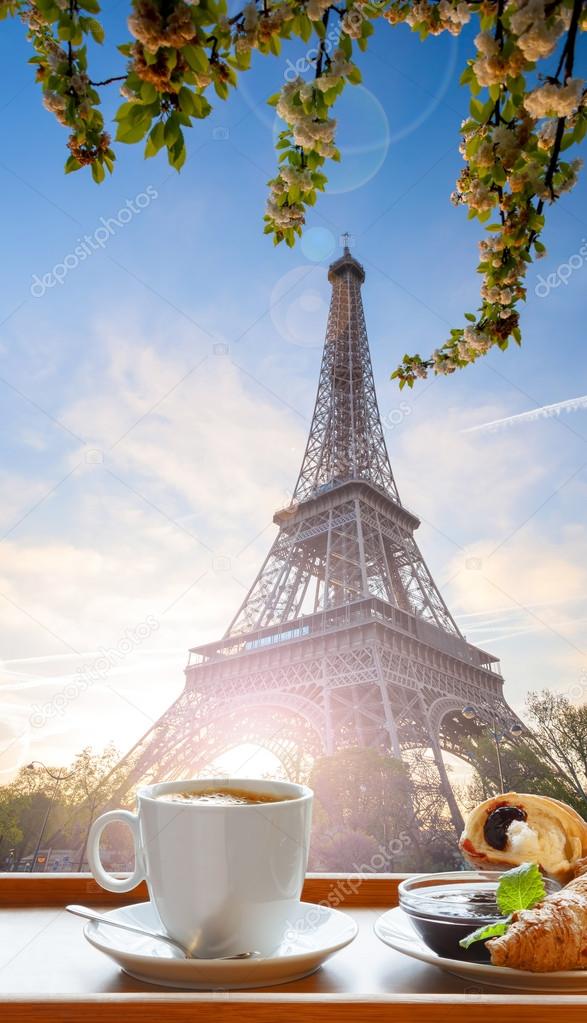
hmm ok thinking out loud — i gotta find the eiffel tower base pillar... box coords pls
[429,730,464,836]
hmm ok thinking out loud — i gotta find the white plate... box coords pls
[374,906,587,993]
[83,900,357,989]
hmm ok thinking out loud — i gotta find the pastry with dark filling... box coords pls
[459,792,587,884]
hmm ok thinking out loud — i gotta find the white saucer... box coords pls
[374,906,587,993]
[83,900,358,989]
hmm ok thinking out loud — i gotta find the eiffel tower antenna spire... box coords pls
[292,242,399,505]
[100,249,520,839]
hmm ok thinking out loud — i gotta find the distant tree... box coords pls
[525,690,587,806]
[309,747,413,841]
[48,743,121,867]
[0,789,24,862]
[402,749,463,870]
[0,745,122,869]
[3,764,70,864]
[462,734,584,811]
[456,691,587,818]
[308,746,457,871]
[310,827,382,872]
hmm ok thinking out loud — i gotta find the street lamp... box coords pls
[462,706,524,792]
[24,761,78,872]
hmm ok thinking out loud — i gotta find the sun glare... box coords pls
[204,744,288,781]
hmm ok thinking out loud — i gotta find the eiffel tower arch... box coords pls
[103,244,519,834]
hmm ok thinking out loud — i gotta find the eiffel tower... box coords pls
[102,242,518,833]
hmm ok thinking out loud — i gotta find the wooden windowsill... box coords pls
[0,873,584,1021]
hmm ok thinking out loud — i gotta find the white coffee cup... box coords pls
[87,777,313,958]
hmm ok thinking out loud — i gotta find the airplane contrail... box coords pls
[464,394,587,434]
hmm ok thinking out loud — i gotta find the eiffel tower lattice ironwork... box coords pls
[103,243,518,832]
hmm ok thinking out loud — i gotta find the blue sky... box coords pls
[1,9,586,778]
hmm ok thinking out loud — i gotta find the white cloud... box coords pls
[0,317,308,776]
[393,399,548,539]
[388,397,587,709]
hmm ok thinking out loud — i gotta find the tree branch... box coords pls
[89,75,126,86]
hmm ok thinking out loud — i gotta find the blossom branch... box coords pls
[1,0,585,384]
[392,0,586,385]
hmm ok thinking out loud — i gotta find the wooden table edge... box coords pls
[0,996,585,1023]
[2,874,585,1020]
[0,872,413,907]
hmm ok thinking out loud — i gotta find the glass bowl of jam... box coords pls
[398,871,559,962]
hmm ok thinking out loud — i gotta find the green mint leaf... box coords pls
[459,917,511,950]
[462,920,513,949]
[459,864,546,952]
[496,862,546,916]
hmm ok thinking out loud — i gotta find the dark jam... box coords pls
[403,883,502,963]
[483,805,527,851]
[419,888,500,919]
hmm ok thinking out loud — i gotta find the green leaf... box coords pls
[91,160,105,184]
[170,141,186,170]
[178,86,197,115]
[116,119,151,143]
[64,154,82,174]
[88,17,104,43]
[460,66,473,86]
[192,94,211,119]
[469,97,485,123]
[164,114,180,145]
[145,120,165,157]
[492,164,507,186]
[140,82,157,103]
[128,103,154,125]
[339,33,352,58]
[299,13,312,42]
[496,863,546,916]
[114,101,135,122]
[459,864,546,952]
[182,44,209,74]
[459,918,511,951]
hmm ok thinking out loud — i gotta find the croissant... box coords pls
[459,792,587,883]
[487,872,587,972]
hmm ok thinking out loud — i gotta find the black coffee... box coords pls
[156,786,293,805]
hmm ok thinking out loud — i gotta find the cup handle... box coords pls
[87,809,146,893]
